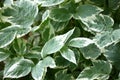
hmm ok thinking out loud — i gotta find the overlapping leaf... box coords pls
[81,14,114,33]
[0,49,10,62]
[68,38,94,48]
[104,42,120,70]
[49,8,72,22]
[60,46,77,65]
[3,0,38,27]
[41,28,74,58]
[73,4,103,19]
[32,56,56,80]
[4,58,34,78]
[76,60,112,80]
[55,69,75,80]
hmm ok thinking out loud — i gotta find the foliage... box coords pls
[0,0,120,80]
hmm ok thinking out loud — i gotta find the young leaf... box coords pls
[0,49,10,62]
[68,38,94,48]
[4,58,34,78]
[76,60,112,80]
[32,56,56,80]
[41,28,74,58]
[60,46,77,65]
[37,0,64,7]
[49,8,72,22]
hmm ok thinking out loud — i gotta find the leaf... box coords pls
[94,32,113,48]
[81,14,114,33]
[3,0,38,27]
[50,20,68,32]
[76,60,112,80]
[0,49,10,62]
[0,30,16,48]
[42,10,49,22]
[55,56,70,68]
[32,65,47,80]
[109,0,120,10]
[4,0,13,6]
[41,28,74,58]
[16,27,31,38]
[104,42,120,70]
[80,43,101,59]
[32,56,56,80]
[41,20,55,42]
[37,0,64,7]
[94,29,120,48]
[68,38,94,48]
[4,58,34,78]
[49,8,72,22]
[40,56,56,68]
[55,69,75,80]
[73,4,103,19]
[2,24,31,38]
[75,0,81,3]
[60,46,77,65]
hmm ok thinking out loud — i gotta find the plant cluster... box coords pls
[0,0,120,80]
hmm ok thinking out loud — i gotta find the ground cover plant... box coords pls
[0,0,120,80]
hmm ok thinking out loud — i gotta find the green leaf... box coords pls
[32,56,56,80]
[16,27,31,38]
[94,29,120,48]
[13,38,27,55]
[3,0,38,27]
[55,69,75,80]
[32,65,47,80]
[73,4,103,19]
[2,25,31,38]
[60,46,77,65]
[68,38,94,48]
[4,0,13,6]
[111,29,120,41]
[0,49,10,62]
[41,20,55,42]
[109,0,120,10]
[4,58,34,78]
[42,10,49,22]
[94,32,113,48]
[77,60,112,80]
[81,14,114,33]
[55,56,70,68]
[104,42,120,70]
[0,29,16,48]
[50,20,68,32]
[37,0,64,7]
[80,43,101,59]
[49,8,72,22]
[39,56,56,68]
[41,28,74,58]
